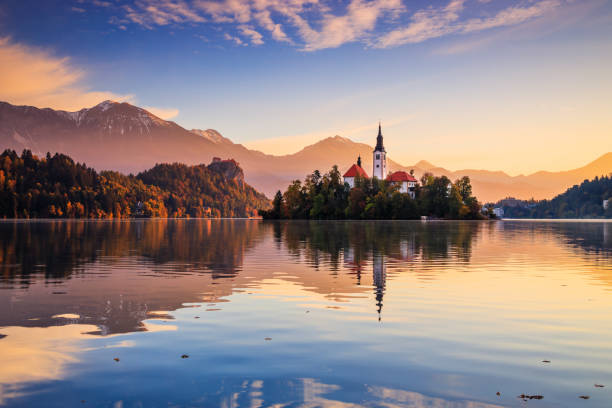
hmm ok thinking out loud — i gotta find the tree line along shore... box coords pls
[260,166,486,220]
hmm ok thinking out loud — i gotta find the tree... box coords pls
[455,176,473,203]
[271,190,284,219]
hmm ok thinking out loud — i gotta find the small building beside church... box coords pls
[343,155,368,188]
[386,171,417,198]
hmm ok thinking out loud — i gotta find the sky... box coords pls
[0,0,611,175]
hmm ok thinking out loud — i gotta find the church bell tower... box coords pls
[372,122,387,180]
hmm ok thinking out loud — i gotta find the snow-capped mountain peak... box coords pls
[94,100,119,112]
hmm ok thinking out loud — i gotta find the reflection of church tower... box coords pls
[373,253,386,321]
[372,123,387,180]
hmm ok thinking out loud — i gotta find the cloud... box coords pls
[224,32,244,45]
[253,9,291,43]
[299,0,405,51]
[123,0,205,28]
[144,106,180,119]
[196,0,252,23]
[92,0,113,6]
[238,25,264,45]
[375,0,465,48]
[374,0,563,48]
[98,0,579,51]
[461,0,561,33]
[0,37,131,111]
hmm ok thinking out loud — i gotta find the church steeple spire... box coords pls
[357,155,362,168]
[375,122,385,152]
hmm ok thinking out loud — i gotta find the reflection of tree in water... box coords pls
[275,220,479,268]
[271,220,480,320]
[0,219,266,285]
[0,220,269,336]
[549,222,612,255]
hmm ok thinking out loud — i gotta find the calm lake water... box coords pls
[0,220,611,407]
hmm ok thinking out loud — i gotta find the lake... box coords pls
[0,219,611,407]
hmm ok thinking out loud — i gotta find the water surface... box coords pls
[0,219,611,407]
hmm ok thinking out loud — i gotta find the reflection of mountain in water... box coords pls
[0,220,267,334]
[1,220,610,336]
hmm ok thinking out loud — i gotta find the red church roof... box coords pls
[386,171,417,182]
[343,164,369,178]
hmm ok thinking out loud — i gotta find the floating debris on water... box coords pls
[542,360,551,363]
[594,384,604,388]
[518,394,543,400]
[194,316,200,319]
[579,396,590,399]
[496,392,500,396]
[264,337,272,341]
[181,354,189,359]
[0,334,6,340]
[113,358,120,362]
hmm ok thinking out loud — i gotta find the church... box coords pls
[342,123,418,198]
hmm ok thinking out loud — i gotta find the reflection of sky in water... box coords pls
[0,220,611,407]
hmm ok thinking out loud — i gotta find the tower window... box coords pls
[376,154,380,159]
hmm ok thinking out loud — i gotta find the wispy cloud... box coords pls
[0,37,180,116]
[100,0,585,51]
[144,106,180,119]
[373,0,564,48]
[461,0,561,34]
[123,0,205,28]
[238,25,264,45]
[0,37,131,110]
[374,0,464,48]
[224,32,245,45]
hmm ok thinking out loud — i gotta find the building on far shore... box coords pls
[604,199,610,210]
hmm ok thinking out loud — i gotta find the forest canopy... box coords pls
[260,166,484,220]
[0,149,269,218]
[500,175,612,219]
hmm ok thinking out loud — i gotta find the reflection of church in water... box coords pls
[343,237,417,321]
[372,253,386,321]
[343,251,387,321]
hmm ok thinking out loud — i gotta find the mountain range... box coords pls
[1,100,610,202]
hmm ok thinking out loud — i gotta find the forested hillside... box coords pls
[502,176,612,218]
[0,150,269,218]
